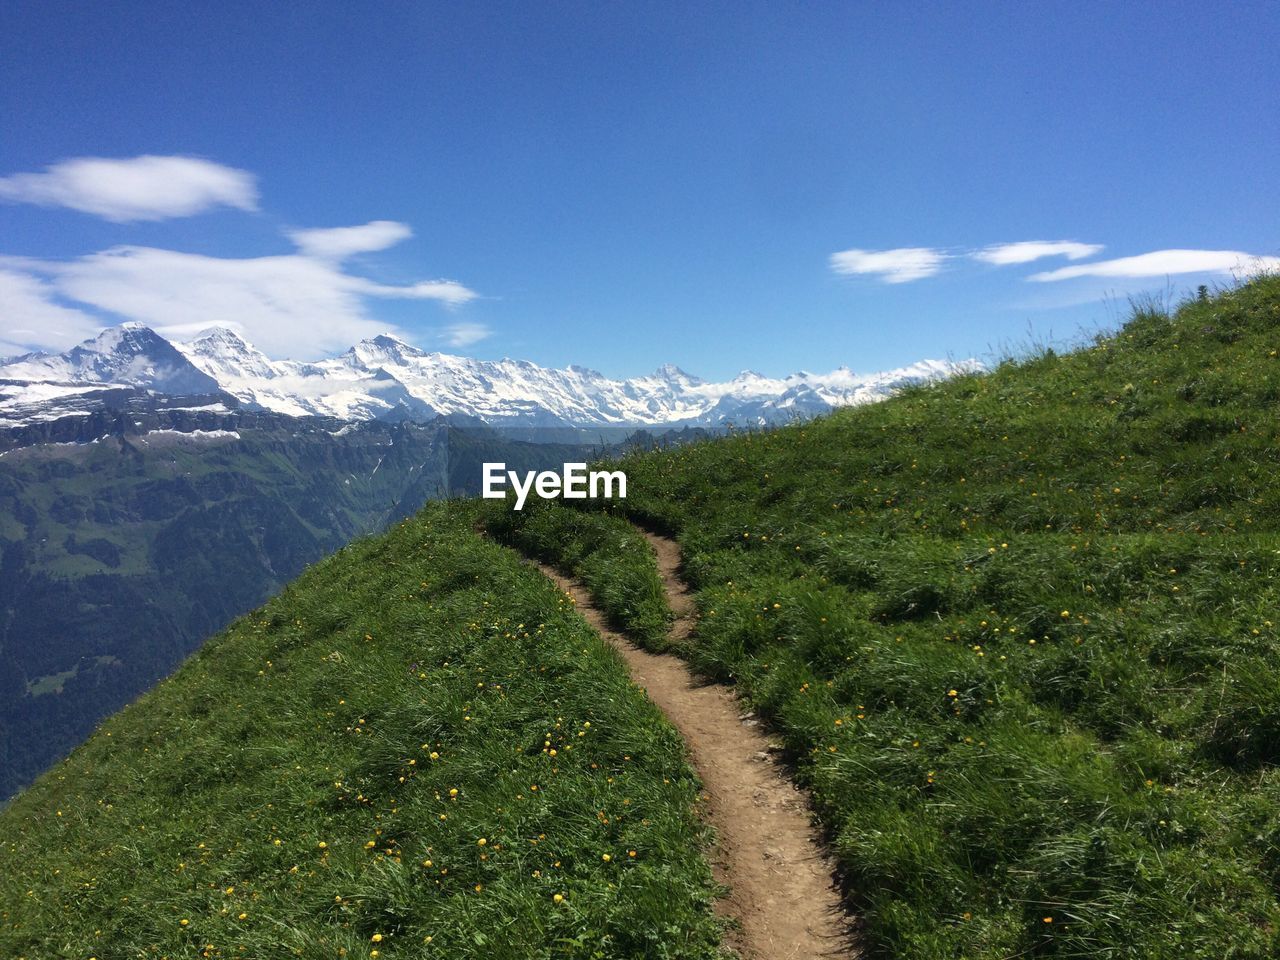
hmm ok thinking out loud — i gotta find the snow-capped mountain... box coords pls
[1,322,218,395]
[1,323,977,431]
[176,325,282,382]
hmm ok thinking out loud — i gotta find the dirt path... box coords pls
[527,531,856,959]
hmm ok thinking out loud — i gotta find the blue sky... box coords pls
[1,1,1277,379]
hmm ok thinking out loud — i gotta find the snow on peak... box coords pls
[2,321,978,429]
[651,363,703,385]
[0,323,218,395]
[191,326,251,346]
[177,327,280,383]
[342,333,429,370]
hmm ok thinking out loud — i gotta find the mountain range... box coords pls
[0,322,975,432]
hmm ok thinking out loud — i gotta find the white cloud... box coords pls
[973,240,1103,265]
[829,247,946,283]
[366,278,478,303]
[1030,249,1280,282]
[9,240,479,358]
[0,155,258,222]
[288,220,413,260]
[0,269,102,352]
[441,322,492,348]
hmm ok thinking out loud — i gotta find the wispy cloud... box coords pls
[4,230,480,358]
[365,278,477,304]
[0,158,483,357]
[0,269,102,352]
[829,239,1280,291]
[972,240,1103,265]
[829,240,1102,283]
[829,247,947,283]
[287,220,413,260]
[0,155,258,222]
[441,321,493,348]
[1030,249,1280,282]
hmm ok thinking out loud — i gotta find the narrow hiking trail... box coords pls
[525,530,855,959]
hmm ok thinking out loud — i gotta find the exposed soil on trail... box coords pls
[527,530,857,959]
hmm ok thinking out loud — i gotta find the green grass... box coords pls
[484,502,674,651]
[9,275,1280,960]
[502,276,1280,958]
[0,502,724,959]
[0,419,459,801]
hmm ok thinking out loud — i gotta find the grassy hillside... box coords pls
[0,420,597,802]
[506,276,1280,958]
[7,276,1280,960]
[485,505,673,650]
[0,503,724,959]
[0,419,453,802]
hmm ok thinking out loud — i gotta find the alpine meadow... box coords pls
[5,277,1280,959]
[5,4,1280,958]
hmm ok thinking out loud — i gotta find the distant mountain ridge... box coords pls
[0,323,977,430]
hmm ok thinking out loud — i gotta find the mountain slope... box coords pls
[0,418,449,801]
[0,504,723,958]
[0,416,597,801]
[498,275,1280,959]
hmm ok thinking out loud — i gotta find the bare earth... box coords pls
[528,530,856,959]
